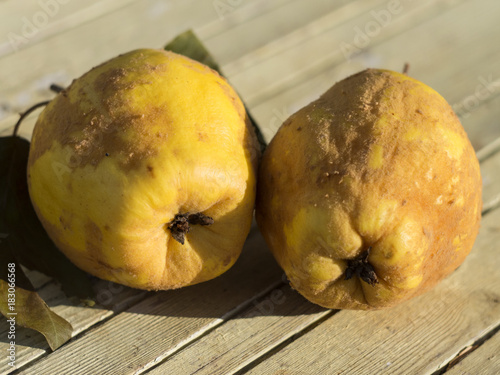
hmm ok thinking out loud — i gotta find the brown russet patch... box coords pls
[93,67,129,95]
[28,50,179,173]
[198,132,209,142]
[223,255,232,267]
[59,215,71,231]
[28,66,170,172]
[146,165,155,178]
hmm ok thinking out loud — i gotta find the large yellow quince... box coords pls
[28,49,259,290]
[256,69,482,310]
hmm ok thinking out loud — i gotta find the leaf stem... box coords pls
[13,101,50,138]
[12,83,65,138]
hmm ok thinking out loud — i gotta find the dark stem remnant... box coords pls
[344,247,379,286]
[167,212,214,245]
[402,63,410,75]
[50,84,65,93]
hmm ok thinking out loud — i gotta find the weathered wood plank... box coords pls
[0,0,138,57]
[15,228,283,375]
[146,285,330,375]
[359,2,500,108]
[229,0,473,108]
[0,0,233,122]
[219,0,388,78]
[481,144,500,213]
[242,155,500,374]
[461,93,500,152]
[248,0,500,143]
[0,278,147,374]
[202,0,353,67]
[197,0,291,40]
[446,329,500,374]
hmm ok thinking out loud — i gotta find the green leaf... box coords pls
[164,29,222,74]
[164,30,267,153]
[0,239,73,350]
[0,135,94,298]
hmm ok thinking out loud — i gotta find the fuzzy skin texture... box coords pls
[28,49,260,290]
[256,69,482,310]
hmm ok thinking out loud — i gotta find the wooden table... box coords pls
[1,1,500,374]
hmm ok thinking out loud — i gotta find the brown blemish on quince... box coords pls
[198,132,209,142]
[223,255,232,267]
[28,59,170,172]
[59,215,71,231]
[146,165,155,178]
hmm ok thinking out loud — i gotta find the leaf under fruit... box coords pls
[0,239,73,350]
[0,136,93,298]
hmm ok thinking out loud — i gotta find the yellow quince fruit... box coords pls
[28,49,259,290]
[256,69,482,310]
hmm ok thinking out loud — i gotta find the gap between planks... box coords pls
[0,279,149,374]
[144,285,335,375]
[443,325,500,374]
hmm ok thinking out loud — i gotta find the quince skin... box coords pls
[28,49,259,290]
[256,69,482,309]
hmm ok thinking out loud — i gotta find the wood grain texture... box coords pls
[218,0,388,79]
[249,0,500,142]
[0,0,233,122]
[197,0,292,40]
[446,329,500,374]
[481,148,500,213]
[146,285,330,375]
[202,0,353,67]
[245,202,500,374]
[229,0,471,108]
[461,93,500,152]
[0,0,138,57]
[16,230,283,375]
[0,278,147,373]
